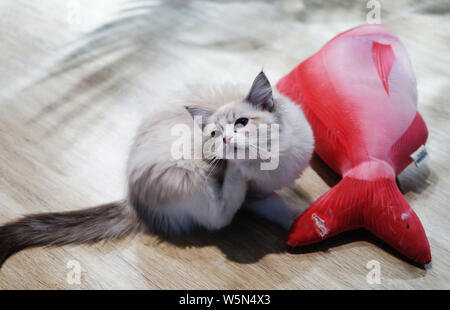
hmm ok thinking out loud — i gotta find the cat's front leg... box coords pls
[221,161,247,214]
[244,192,302,230]
[206,161,247,230]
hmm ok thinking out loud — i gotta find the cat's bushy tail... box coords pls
[0,201,141,267]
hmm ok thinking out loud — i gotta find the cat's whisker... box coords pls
[203,158,221,185]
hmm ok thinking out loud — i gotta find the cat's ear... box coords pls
[246,71,274,112]
[185,106,213,129]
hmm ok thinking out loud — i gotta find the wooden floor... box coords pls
[0,0,449,289]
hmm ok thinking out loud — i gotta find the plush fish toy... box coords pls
[276,25,431,264]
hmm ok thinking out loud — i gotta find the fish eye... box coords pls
[234,118,249,128]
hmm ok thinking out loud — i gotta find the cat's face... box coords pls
[186,71,279,162]
[202,100,278,161]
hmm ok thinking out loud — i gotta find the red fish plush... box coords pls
[276,25,431,264]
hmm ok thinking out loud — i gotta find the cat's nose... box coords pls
[223,136,231,144]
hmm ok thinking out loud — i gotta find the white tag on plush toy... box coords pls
[410,145,428,167]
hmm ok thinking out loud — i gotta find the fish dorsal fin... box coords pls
[372,41,395,95]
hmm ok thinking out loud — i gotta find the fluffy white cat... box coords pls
[0,71,314,266]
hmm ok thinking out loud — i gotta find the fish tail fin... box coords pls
[287,163,431,264]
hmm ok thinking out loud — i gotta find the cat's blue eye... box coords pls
[211,130,217,137]
[235,118,249,128]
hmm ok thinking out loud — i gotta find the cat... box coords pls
[0,71,314,266]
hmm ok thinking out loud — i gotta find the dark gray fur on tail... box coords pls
[0,202,140,267]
